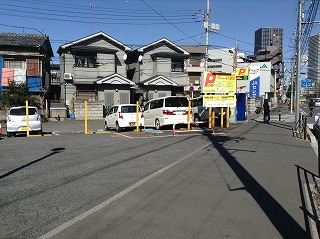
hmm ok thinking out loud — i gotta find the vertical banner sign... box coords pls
[249,66,260,97]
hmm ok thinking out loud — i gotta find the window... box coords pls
[75,52,97,67]
[3,60,26,69]
[171,58,184,72]
[144,102,150,111]
[165,97,188,107]
[121,106,139,113]
[150,100,157,110]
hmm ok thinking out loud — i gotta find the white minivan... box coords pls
[143,96,190,129]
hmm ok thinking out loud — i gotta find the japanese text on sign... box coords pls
[202,72,236,94]
[203,95,236,107]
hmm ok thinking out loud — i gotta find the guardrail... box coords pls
[313,124,320,177]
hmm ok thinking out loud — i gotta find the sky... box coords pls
[0,0,319,68]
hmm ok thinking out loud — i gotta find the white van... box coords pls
[143,96,190,129]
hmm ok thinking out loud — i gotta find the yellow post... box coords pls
[226,107,230,128]
[26,100,29,137]
[208,107,212,128]
[84,101,88,134]
[220,107,224,128]
[212,111,215,128]
[187,100,191,130]
[135,101,140,132]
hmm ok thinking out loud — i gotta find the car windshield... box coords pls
[10,108,37,115]
[165,97,188,107]
[121,106,139,113]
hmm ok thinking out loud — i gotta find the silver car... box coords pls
[6,106,42,137]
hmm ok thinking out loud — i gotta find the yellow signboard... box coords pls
[202,72,236,94]
[203,95,236,107]
[236,68,249,80]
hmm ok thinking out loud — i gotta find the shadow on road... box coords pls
[0,147,65,180]
[204,127,307,238]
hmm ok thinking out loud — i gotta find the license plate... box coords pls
[130,122,136,126]
[175,111,184,115]
[19,126,28,131]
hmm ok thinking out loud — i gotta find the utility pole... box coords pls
[233,42,238,73]
[295,0,302,127]
[204,0,210,71]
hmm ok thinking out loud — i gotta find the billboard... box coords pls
[236,68,249,80]
[202,72,236,94]
[249,66,260,97]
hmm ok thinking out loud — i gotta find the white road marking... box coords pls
[37,139,217,239]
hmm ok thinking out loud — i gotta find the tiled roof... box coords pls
[0,33,49,47]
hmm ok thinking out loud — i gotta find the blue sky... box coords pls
[0,0,318,66]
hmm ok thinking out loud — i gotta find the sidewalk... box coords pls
[37,109,319,239]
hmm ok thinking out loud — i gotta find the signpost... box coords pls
[189,86,194,99]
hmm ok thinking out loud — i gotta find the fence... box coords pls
[73,100,104,120]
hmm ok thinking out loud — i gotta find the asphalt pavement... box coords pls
[35,107,320,239]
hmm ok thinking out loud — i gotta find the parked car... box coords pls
[143,96,190,130]
[190,96,223,124]
[6,106,42,137]
[104,104,144,132]
[313,98,320,107]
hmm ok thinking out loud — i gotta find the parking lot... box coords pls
[0,120,219,238]
[1,119,227,139]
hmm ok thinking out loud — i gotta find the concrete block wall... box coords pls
[247,97,257,114]
[0,109,6,121]
[74,101,104,120]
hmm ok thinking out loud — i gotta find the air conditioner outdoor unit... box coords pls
[64,73,73,80]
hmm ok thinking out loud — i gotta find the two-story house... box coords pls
[0,33,53,113]
[127,38,190,103]
[57,31,135,111]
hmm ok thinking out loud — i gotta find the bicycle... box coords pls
[309,106,314,117]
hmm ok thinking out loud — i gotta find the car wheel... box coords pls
[155,118,161,130]
[116,122,121,132]
[194,115,200,122]
[104,122,109,131]
[194,115,200,126]
[7,132,12,137]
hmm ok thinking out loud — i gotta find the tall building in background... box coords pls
[254,28,283,54]
[308,33,320,81]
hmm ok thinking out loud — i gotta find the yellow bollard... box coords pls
[220,107,224,128]
[135,101,140,132]
[226,107,230,128]
[26,100,30,137]
[187,100,191,130]
[212,111,215,126]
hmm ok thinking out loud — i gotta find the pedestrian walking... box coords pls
[263,99,270,124]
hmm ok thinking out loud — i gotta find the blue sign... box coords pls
[249,77,260,97]
[307,80,312,88]
[301,79,312,88]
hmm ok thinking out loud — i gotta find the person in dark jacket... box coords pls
[263,99,270,124]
